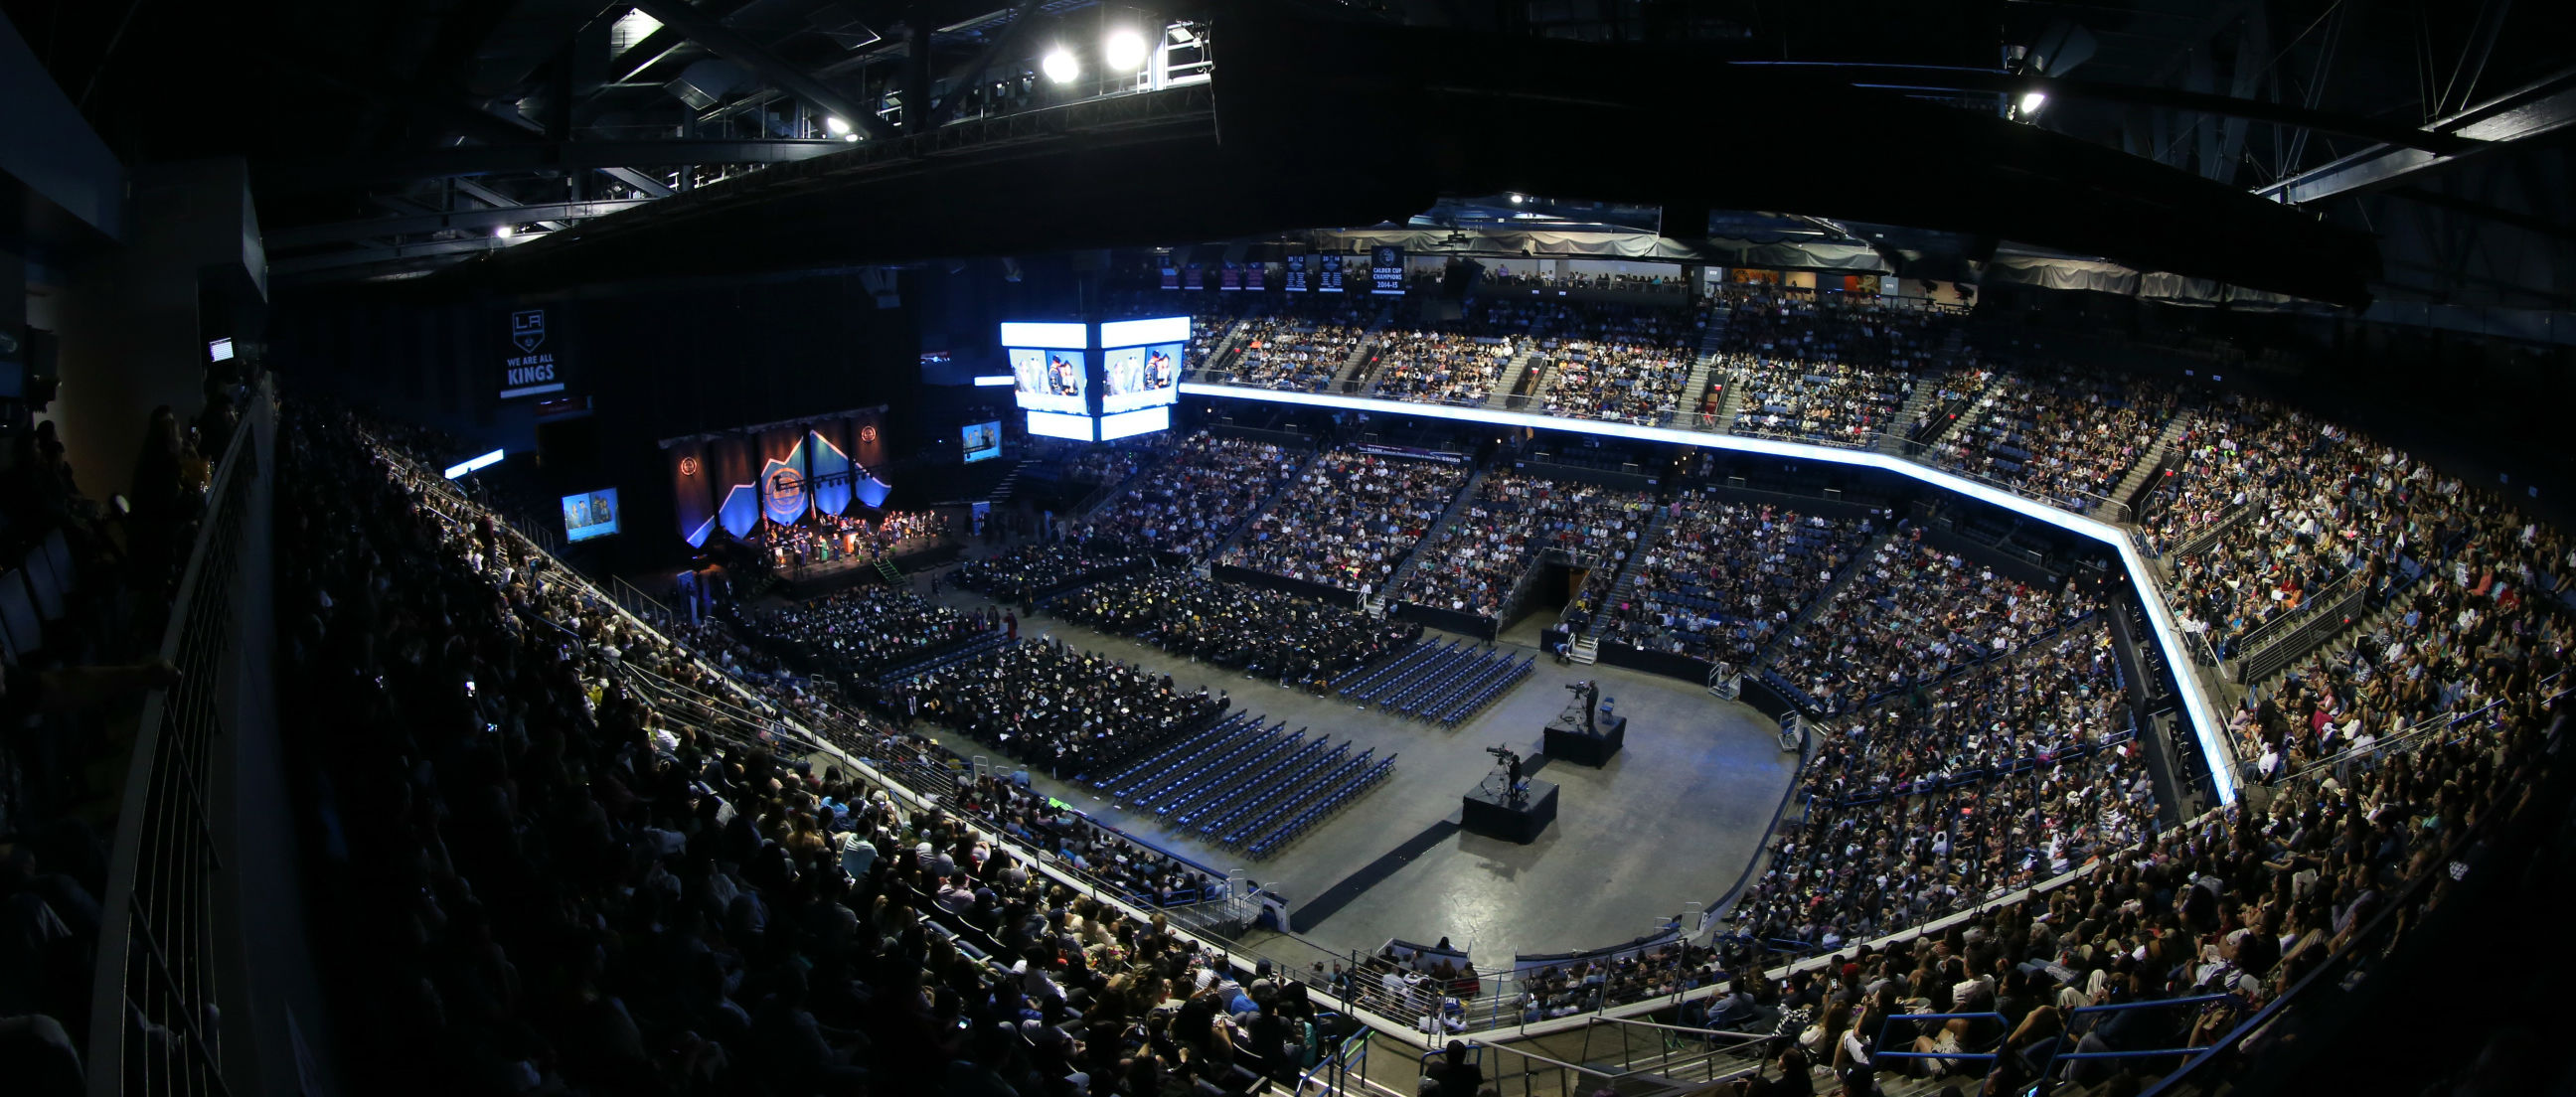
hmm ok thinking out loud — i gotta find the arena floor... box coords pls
[898,564,1802,965]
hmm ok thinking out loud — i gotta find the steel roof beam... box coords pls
[267,200,654,247]
[626,0,895,139]
[262,138,844,191]
[2255,71,2576,206]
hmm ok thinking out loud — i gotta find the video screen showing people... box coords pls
[1100,342,1182,413]
[961,420,1004,463]
[563,488,621,542]
[1008,347,1087,414]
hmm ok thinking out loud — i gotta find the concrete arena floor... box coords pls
[883,556,1800,963]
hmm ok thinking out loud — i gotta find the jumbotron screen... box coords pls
[1099,315,1188,414]
[999,321,1088,414]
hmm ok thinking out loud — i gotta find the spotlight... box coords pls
[1104,30,1147,72]
[825,115,852,135]
[2018,91,2046,116]
[844,132,860,142]
[1508,193,1524,204]
[494,225,514,238]
[1042,48,1078,83]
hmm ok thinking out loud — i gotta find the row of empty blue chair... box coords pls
[1244,753,1396,860]
[1375,646,1526,720]
[873,631,1008,684]
[1166,729,1320,827]
[1338,639,1469,705]
[1092,710,1270,800]
[1416,652,1534,726]
[1194,734,1343,838]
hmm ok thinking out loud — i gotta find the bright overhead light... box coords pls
[824,115,852,135]
[2018,91,2046,115]
[1508,193,1523,204]
[1042,47,1078,83]
[494,225,514,238]
[1104,30,1148,72]
[843,132,860,142]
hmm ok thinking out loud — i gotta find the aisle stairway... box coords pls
[2095,412,2195,523]
[1671,325,1726,427]
[1875,381,1946,454]
[1578,505,1673,639]
[986,459,1029,504]
[873,556,902,584]
[1380,465,1490,600]
[1752,528,1893,667]
[1211,445,1328,560]
[1485,346,1540,408]
[1333,336,1381,392]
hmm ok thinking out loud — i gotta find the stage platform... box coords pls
[1460,773,1557,844]
[1542,707,1626,766]
[772,540,960,597]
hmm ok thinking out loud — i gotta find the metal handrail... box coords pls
[2029,994,2235,1094]
[88,379,273,1097]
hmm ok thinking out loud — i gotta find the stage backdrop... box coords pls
[665,408,894,546]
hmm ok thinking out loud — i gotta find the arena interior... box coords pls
[3,2,2574,1096]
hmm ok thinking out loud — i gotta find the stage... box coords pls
[1541,708,1627,767]
[770,539,960,597]
[1460,772,1557,844]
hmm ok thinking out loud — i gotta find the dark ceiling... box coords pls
[5,0,2568,310]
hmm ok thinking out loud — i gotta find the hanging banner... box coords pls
[1318,254,1346,293]
[1284,254,1308,292]
[1220,263,1243,291]
[500,306,566,398]
[1369,245,1407,295]
[1244,263,1264,292]
[1161,263,1179,290]
[1184,262,1205,290]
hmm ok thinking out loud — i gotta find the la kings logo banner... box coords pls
[501,308,565,397]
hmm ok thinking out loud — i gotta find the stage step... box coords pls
[874,556,902,584]
[1570,636,1598,665]
[986,459,1028,503]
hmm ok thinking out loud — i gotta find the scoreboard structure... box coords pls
[999,316,1186,442]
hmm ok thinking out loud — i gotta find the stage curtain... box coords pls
[719,484,760,539]
[808,429,854,517]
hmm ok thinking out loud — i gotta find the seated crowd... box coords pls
[1599,497,1871,666]
[1085,430,1304,559]
[1052,570,1419,692]
[1365,328,1518,405]
[1221,448,1469,596]
[727,584,988,683]
[1224,302,1374,392]
[954,540,1152,604]
[1724,353,1915,447]
[1724,675,2550,1097]
[1936,366,2177,512]
[2144,393,2532,662]
[882,637,1228,779]
[285,407,1344,1097]
[1537,336,1692,425]
[1770,532,2089,712]
[1393,472,1655,619]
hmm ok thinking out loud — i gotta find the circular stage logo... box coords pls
[678,456,701,477]
[860,424,879,444]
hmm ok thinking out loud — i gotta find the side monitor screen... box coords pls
[962,420,1004,463]
[564,488,621,542]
